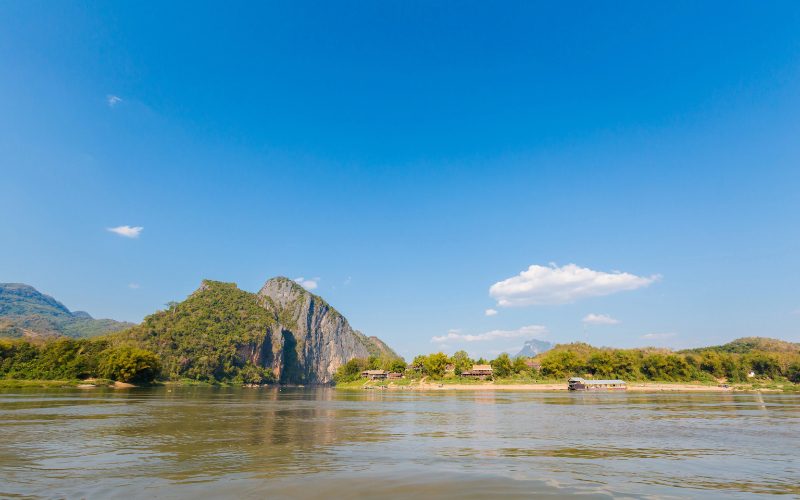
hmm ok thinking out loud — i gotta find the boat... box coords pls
[568,377,626,391]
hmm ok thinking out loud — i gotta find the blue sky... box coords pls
[2,1,799,359]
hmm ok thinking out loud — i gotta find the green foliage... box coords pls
[491,353,513,378]
[0,338,159,383]
[332,355,406,383]
[387,358,407,373]
[334,358,369,383]
[98,346,161,383]
[788,362,800,383]
[452,350,473,375]
[113,281,278,383]
[540,349,584,378]
[0,283,133,338]
[423,352,449,379]
[512,356,529,375]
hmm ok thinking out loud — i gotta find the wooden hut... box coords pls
[461,364,493,379]
[361,370,389,380]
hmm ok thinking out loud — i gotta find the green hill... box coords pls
[109,278,400,384]
[111,280,278,383]
[682,337,800,355]
[0,283,133,339]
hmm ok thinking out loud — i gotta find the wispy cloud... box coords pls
[490,263,659,307]
[107,95,123,107]
[432,324,547,343]
[582,313,620,325]
[640,332,676,340]
[294,277,319,290]
[484,308,498,317]
[128,283,140,289]
[108,225,143,238]
[344,276,352,286]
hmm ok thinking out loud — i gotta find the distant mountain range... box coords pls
[515,338,554,358]
[0,283,133,339]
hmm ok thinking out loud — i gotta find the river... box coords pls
[1,387,797,498]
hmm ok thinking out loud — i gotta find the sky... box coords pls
[1,1,799,360]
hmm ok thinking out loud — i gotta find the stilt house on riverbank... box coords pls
[461,364,493,379]
[361,370,388,380]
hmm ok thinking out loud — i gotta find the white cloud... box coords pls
[128,283,140,289]
[484,308,498,316]
[107,95,123,107]
[294,277,319,290]
[490,263,659,307]
[582,313,620,325]
[640,332,676,340]
[107,225,143,238]
[431,324,547,343]
[344,276,352,286]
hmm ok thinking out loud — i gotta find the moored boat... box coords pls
[568,377,626,391]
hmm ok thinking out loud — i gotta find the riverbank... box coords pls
[0,379,135,389]
[335,379,797,392]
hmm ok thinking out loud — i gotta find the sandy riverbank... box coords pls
[352,381,743,392]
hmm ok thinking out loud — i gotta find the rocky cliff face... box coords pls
[115,277,398,385]
[258,277,378,384]
[515,338,554,358]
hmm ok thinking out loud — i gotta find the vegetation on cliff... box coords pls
[112,280,277,384]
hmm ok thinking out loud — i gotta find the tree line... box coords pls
[337,342,800,384]
[0,338,161,384]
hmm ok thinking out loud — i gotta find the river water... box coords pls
[0,387,797,499]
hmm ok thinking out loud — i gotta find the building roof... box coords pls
[569,377,625,384]
[472,364,492,371]
[362,370,388,375]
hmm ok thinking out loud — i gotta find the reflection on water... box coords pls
[1,388,798,498]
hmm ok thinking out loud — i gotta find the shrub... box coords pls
[99,346,161,383]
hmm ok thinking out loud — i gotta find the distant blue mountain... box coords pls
[0,283,133,339]
[515,338,553,358]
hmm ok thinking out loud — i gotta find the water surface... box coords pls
[1,387,797,498]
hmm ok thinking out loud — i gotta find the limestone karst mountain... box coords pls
[114,277,399,384]
[515,338,554,358]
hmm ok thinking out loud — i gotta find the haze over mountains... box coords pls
[0,283,133,339]
[515,339,554,358]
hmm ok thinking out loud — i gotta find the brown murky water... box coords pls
[0,387,797,498]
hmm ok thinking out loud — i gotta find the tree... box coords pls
[452,350,473,375]
[512,356,528,375]
[787,362,800,383]
[99,346,161,383]
[424,352,449,379]
[411,355,427,373]
[334,357,368,383]
[588,351,614,378]
[540,350,583,378]
[387,358,407,373]
[744,352,781,379]
[491,353,513,378]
